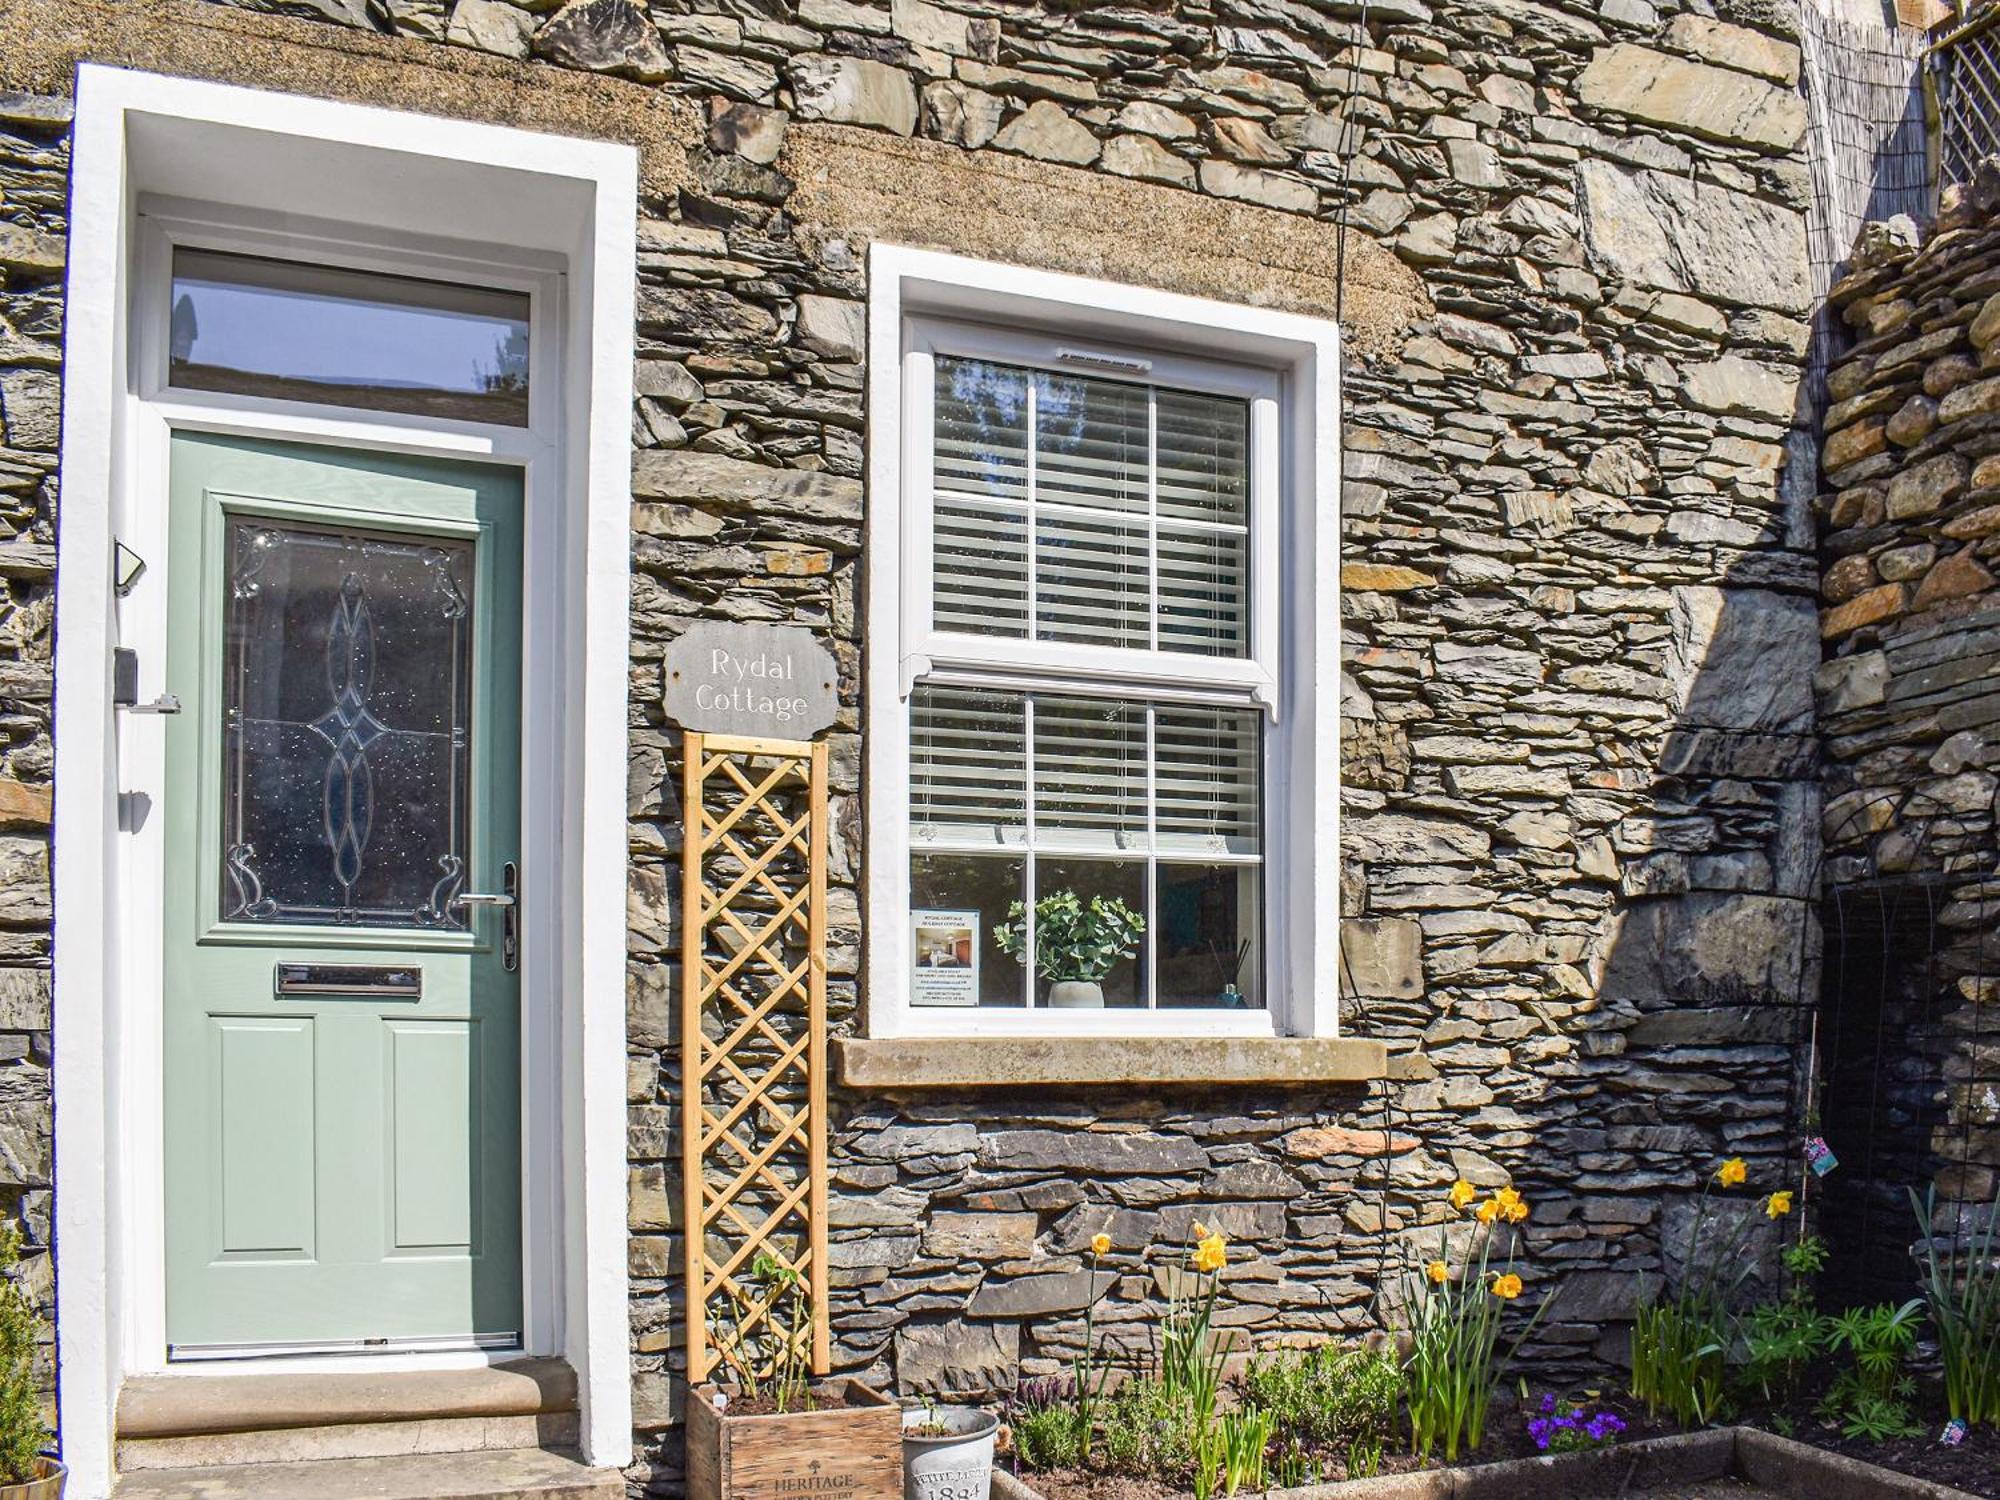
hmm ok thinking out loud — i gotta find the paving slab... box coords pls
[110,1445,623,1500]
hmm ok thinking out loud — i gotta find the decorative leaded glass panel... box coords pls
[222,518,476,928]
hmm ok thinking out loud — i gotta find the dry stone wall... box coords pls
[0,0,1830,1491]
[1815,182,2000,1259]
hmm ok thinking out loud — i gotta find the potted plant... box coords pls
[901,1400,998,1500]
[0,1229,60,1498]
[993,890,1145,1009]
[687,1252,900,1500]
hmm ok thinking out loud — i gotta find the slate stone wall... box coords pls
[0,86,65,1381]
[0,0,1830,1491]
[1815,185,2000,1282]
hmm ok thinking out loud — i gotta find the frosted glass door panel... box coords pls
[222,519,476,929]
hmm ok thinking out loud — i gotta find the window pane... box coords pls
[1155,389,1249,526]
[171,249,531,425]
[1035,509,1149,649]
[1157,864,1261,1010]
[909,687,1263,1010]
[1033,696,1145,850]
[1035,372,1148,516]
[1158,525,1249,657]
[935,357,1028,503]
[1035,857,1147,1009]
[911,854,1025,1008]
[935,498,1027,636]
[222,517,475,928]
[926,353,1252,660]
[1156,706,1261,856]
[933,358,1029,639]
[911,685,1025,845]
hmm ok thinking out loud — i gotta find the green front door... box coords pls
[162,433,525,1358]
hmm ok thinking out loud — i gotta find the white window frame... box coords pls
[864,246,1341,1042]
[54,67,636,1499]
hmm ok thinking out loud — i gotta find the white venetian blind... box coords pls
[931,356,1250,658]
[910,687,1261,860]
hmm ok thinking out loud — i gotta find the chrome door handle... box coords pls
[451,861,518,972]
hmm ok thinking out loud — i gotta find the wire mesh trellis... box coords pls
[1935,9,2000,194]
[1817,781,2000,1310]
[1799,0,1932,434]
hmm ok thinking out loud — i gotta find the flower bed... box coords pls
[987,1163,2000,1500]
[993,1427,1982,1500]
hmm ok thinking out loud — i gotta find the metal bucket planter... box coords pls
[903,1405,998,1500]
[0,1458,64,1499]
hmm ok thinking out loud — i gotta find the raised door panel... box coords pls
[385,1018,480,1255]
[211,1016,317,1259]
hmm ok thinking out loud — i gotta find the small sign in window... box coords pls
[911,908,980,1008]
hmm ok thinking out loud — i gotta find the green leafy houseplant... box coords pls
[0,1228,51,1491]
[993,890,1144,985]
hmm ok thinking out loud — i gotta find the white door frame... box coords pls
[54,66,637,1498]
[134,204,561,1366]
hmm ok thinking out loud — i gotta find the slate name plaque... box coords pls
[663,622,838,738]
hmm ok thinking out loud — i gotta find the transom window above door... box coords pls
[891,310,1298,1029]
[167,248,532,425]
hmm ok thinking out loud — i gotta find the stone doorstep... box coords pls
[992,1427,1981,1500]
[116,1358,578,1439]
[116,1410,581,1472]
[109,1446,621,1500]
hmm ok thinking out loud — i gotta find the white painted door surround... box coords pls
[53,66,636,1498]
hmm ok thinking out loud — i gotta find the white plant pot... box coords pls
[902,1406,998,1500]
[1046,980,1104,1009]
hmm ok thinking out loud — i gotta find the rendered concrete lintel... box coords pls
[834,1035,1390,1090]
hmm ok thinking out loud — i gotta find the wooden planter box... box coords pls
[688,1379,901,1500]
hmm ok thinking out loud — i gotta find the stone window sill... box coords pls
[832,1035,1390,1090]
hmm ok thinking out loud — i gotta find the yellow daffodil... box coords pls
[1494,1186,1529,1224]
[1765,1191,1793,1220]
[1426,1260,1449,1285]
[1448,1179,1477,1210]
[1717,1158,1747,1188]
[1192,1220,1209,1240]
[1491,1273,1523,1300]
[1090,1233,1112,1256]
[1475,1197,1501,1225]
[1192,1231,1228,1274]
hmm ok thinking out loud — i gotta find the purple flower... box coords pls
[1526,1398,1623,1453]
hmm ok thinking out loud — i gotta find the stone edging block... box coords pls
[1733,1426,1984,1500]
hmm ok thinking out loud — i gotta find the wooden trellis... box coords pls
[680,731,830,1386]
